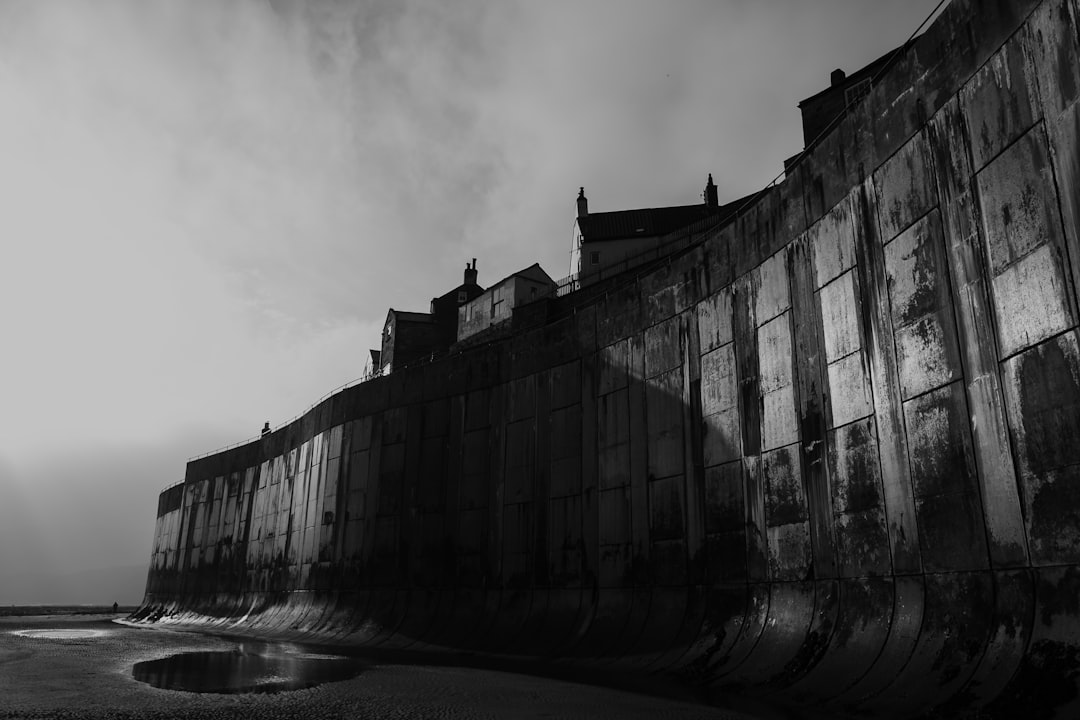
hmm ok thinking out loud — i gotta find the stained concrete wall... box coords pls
[137,1,1080,716]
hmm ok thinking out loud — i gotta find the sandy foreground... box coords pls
[0,614,781,720]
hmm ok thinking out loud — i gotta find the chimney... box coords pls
[577,187,588,218]
[705,173,718,208]
[831,68,846,87]
[464,258,478,286]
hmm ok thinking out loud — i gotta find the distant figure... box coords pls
[112,602,118,614]
[261,422,271,437]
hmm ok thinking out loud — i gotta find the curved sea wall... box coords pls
[137,0,1080,715]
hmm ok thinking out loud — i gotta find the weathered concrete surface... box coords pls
[136,0,1080,717]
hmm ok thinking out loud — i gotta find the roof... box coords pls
[386,309,435,324]
[434,281,484,304]
[796,47,902,108]
[578,193,760,245]
[578,204,722,244]
[482,262,556,290]
[507,262,555,286]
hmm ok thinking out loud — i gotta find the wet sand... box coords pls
[0,615,776,719]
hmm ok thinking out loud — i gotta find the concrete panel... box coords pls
[733,274,761,457]
[809,196,857,290]
[700,344,738,417]
[645,368,684,480]
[961,33,1039,172]
[764,446,811,581]
[1002,330,1080,565]
[703,461,743,536]
[905,382,989,571]
[377,443,405,516]
[598,339,630,395]
[885,211,962,399]
[548,495,581,585]
[761,384,798,452]
[757,313,793,393]
[834,508,891,578]
[989,244,1074,357]
[987,565,1080,719]
[644,316,681,378]
[766,523,812,581]
[702,406,741,468]
[548,405,583,500]
[599,486,631,547]
[459,429,489,511]
[819,270,861,362]
[828,418,884,515]
[763,445,807,527]
[647,475,685,542]
[696,288,733,353]
[826,352,873,428]
[977,126,1075,356]
[755,250,791,325]
[874,131,937,243]
[504,419,536,505]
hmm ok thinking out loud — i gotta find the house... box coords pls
[364,349,381,377]
[783,47,904,173]
[379,309,440,375]
[377,261,485,374]
[430,259,485,346]
[574,175,749,284]
[457,263,556,342]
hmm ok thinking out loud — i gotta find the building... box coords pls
[379,309,440,375]
[457,263,556,342]
[378,261,485,374]
[430,259,485,345]
[574,176,751,285]
[783,46,905,173]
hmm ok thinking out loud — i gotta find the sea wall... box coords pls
[137,0,1080,716]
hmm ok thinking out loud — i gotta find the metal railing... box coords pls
[185,368,382,464]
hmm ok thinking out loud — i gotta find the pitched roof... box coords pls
[508,262,555,285]
[481,262,556,290]
[578,191,765,245]
[577,204,719,244]
[387,309,435,324]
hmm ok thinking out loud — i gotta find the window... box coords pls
[844,78,871,106]
[590,250,600,265]
[457,290,467,303]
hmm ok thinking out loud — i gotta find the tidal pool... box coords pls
[10,629,110,640]
[132,646,366,694]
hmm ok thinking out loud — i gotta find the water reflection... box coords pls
[132,644,366,694]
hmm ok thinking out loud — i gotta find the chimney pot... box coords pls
[831,68,846,87]
[577,187,588,218]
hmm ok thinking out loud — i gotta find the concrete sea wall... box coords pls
[137,0,1080,715]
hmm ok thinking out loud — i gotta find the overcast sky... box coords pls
[0,0,946,604]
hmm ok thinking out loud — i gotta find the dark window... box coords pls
[457,290,467,303]
[844,78,871,106]
[590,251,600,265]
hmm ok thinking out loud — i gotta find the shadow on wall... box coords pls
[135,0,1080,717]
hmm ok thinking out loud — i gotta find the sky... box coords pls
[0,0,947,605]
